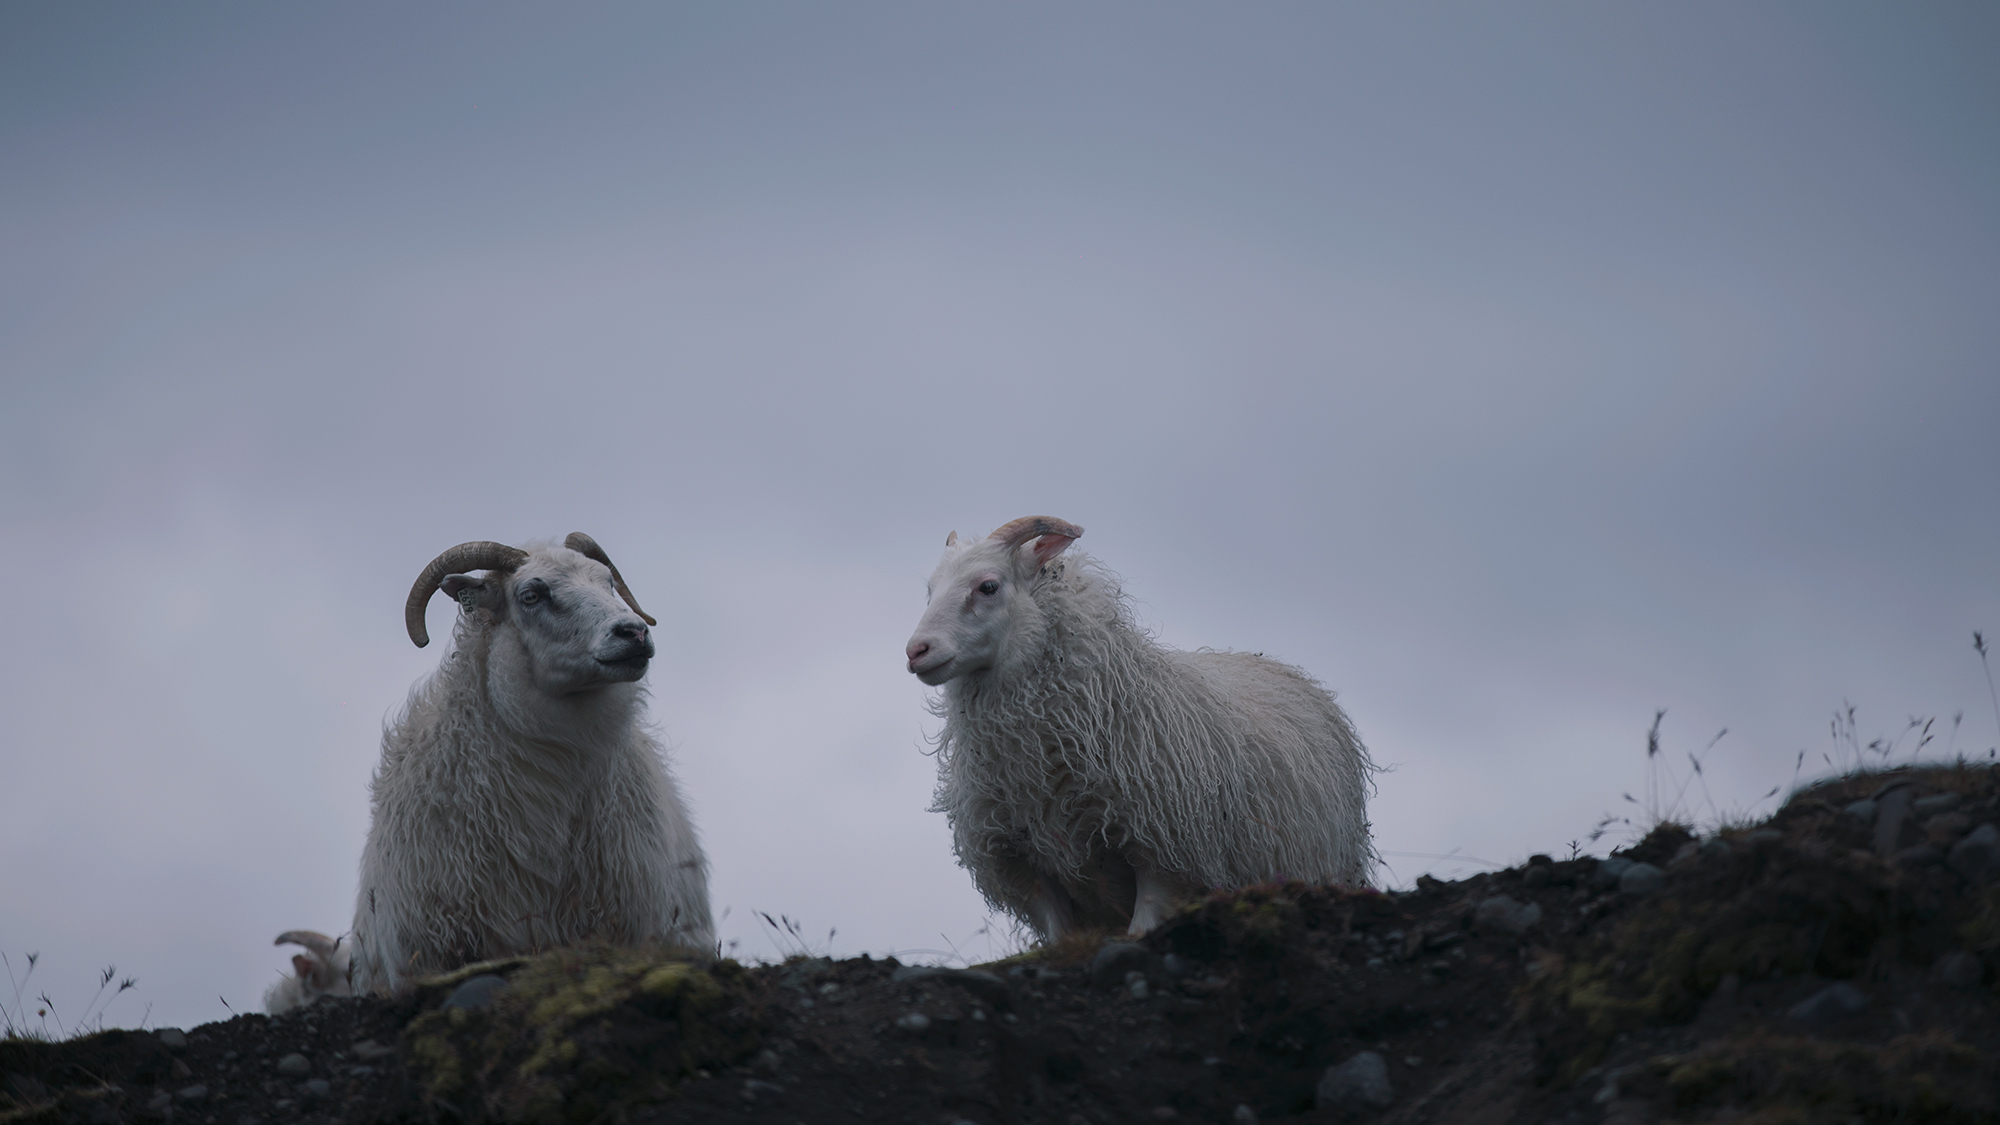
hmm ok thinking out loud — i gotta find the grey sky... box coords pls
[3,3,1995,1033]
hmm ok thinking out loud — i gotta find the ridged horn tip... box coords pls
[564,532,656,626]
[274,930,340,958]
[987,516,1084,549]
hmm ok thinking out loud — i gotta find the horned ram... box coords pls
[266,534,712,1011]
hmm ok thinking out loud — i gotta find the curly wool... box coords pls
[930,555,1374,931]
[346,601,711,996]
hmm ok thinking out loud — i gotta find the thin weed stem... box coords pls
[1977,631,2000,752]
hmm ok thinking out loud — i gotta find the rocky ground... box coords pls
[5,763,1998,1125]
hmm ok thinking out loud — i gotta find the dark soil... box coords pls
[7,764,1998,1125]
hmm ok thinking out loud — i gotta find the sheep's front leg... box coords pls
[1129,864,1176,935]
[1033,873,1080,944]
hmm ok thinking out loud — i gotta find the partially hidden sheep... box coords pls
[904,517,1374,941]
[265,533,711,1012]
[263,931,352,1012]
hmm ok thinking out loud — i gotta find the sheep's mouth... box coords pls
[911,656,955,684]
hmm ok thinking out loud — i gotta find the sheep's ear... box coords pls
[945,530,959,547]
[441,573,492,614]
[1025,532,1077,570]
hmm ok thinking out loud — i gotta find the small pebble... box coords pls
[1317,1051,1394,1110]
[1845,799,1878,824]
[1931,950,1982,987]
[301,1078,332,1099]
[1091,942,1150,989]
[1787,982,1869,1026]
[1232,1105,1260,1125]
[1947,823,2000,885]
[1895,845,1942,869]
[895,1012,931,1032]
[1590,856,1633,889]
[275,1053,311,1077]
[1913,792,1962,814]
[156,1028,188,1051]
[1474,895,1542,936]
[442,973,510,1011]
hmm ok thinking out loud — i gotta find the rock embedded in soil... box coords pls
[1947,822,2000,884]
[440,973,509,1010]
[888,964,1010,1008]
[154,1028,186,1051]
[1913,792,1962,814]
[1931,950,1982,987]
[1591,856,1633,889]
[1473,895,1542,936]
[1318,1049,1395,1111]
[1786,982,1870,1026]
[1091,941,1151,988]
[1618,862,1665,896]
[1874,786,1916,855]
[274,1052,310,1077]
[895,1011,931,1033]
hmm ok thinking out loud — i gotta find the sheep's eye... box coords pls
[977,580,999,596]
[519,581,547,606]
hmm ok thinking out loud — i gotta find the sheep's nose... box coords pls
[906,641,930,666]
[613,621,649,641]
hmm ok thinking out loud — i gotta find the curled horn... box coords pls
[405,541,530,647]
[274,930,341,960]
[987,516,1085,550]
[565,533,658,626]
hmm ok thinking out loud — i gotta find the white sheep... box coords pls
[905,517,1374,941]
[263,931,352,1012]
[265,534,712,1012]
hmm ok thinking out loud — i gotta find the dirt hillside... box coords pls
[5,763,1997,1124]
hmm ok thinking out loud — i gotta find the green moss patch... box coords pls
[402,945,767,1124]
[1626,1028,1992,1123]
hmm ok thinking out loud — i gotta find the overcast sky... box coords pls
[3,3,1996,1034]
